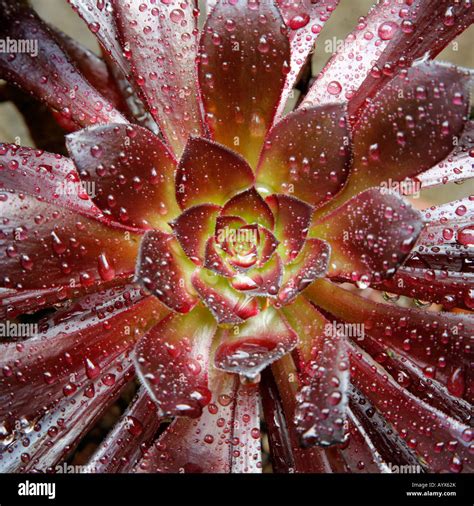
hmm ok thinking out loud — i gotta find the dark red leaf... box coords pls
[312,189,423,283]
[191,269,259,324]
[302,0,474,118]
[215,307,298,378]
[0,192,139,291]
[135,370,261,473]
[349,340,473,473]
[258,105,351,208]
[0,287,165,471]
[67,124,180,230]
[203,236,236,278]
[275,0,340,118]
[418,121,474,189]
[114,0,204,157]
[350,62,471,190]
[198,0,290,168]
[171,204,221,266]
[266,194,314,263]
[221,188,275,230]
[0,143,100,217]
[51,27,125,111]
[278,238,330,304]
[134,305,216,418]
[231,253,283,298]
[67,0,130,77]
[135,229,198,314]
[86,389,162,473]
[281,297,349,447]
[373,267,474,311]
[0,1,126,128]
[176,137,254,210]
[307,279,474,403]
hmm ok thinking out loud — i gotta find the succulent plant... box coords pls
[0,0,472,474]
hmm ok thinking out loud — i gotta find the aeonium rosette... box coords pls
[0,0,472,474]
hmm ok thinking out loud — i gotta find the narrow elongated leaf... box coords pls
[114,0,204,157]
[199,0,290,168]
[0,1,126,128]
[134,305,216,418]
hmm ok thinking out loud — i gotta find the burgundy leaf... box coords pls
[278,238,330,304]
[348,329,472,426]
[259,369,296,473]
[135,229,198,314]
[171,204,221,265]
[85,389,162,473]
[275,0,340,118]
[114,0,204,157]
[203,236,236,278]
[198,0,290,168]
[312,189,423,283]
[282,297,349,447]
[348,390,422,471]
[231,254,283,297]
[0,362,133,472]
[176,137,254,210]
[341,408,391,473]
[268,357,349,472]
[51,27,125,111]
[412,197,473,274]
[0,287,66,319]
[191,269,259,324]
[215,307,298,379]
[0,280,130,320]
[266,194,314,263]
[135,370,261,473]
[221,188,275,230]
[67,0,130,77]
[0,1,127,128]
[134,304,216,418]
[373,267,474,311]
[0,143,100,217]
[418,121,474,189]
[418,197,473,249]
[0,287,165,471]
[307,279,473,403]
[350,62,471,190]
[302,0,474,117]
[349,340,473,473]
[67,124,180,230]
[0,192,139,291]
[258,105,351,208]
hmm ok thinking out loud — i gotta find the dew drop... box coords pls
[170,8,184,24]
[377,21,398,40]
[126,416,144,436]
[327,81,342,96]
[447,367,465,397]
[287,13,310,30]
[457,226,473,246]
[97,253,116,282]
